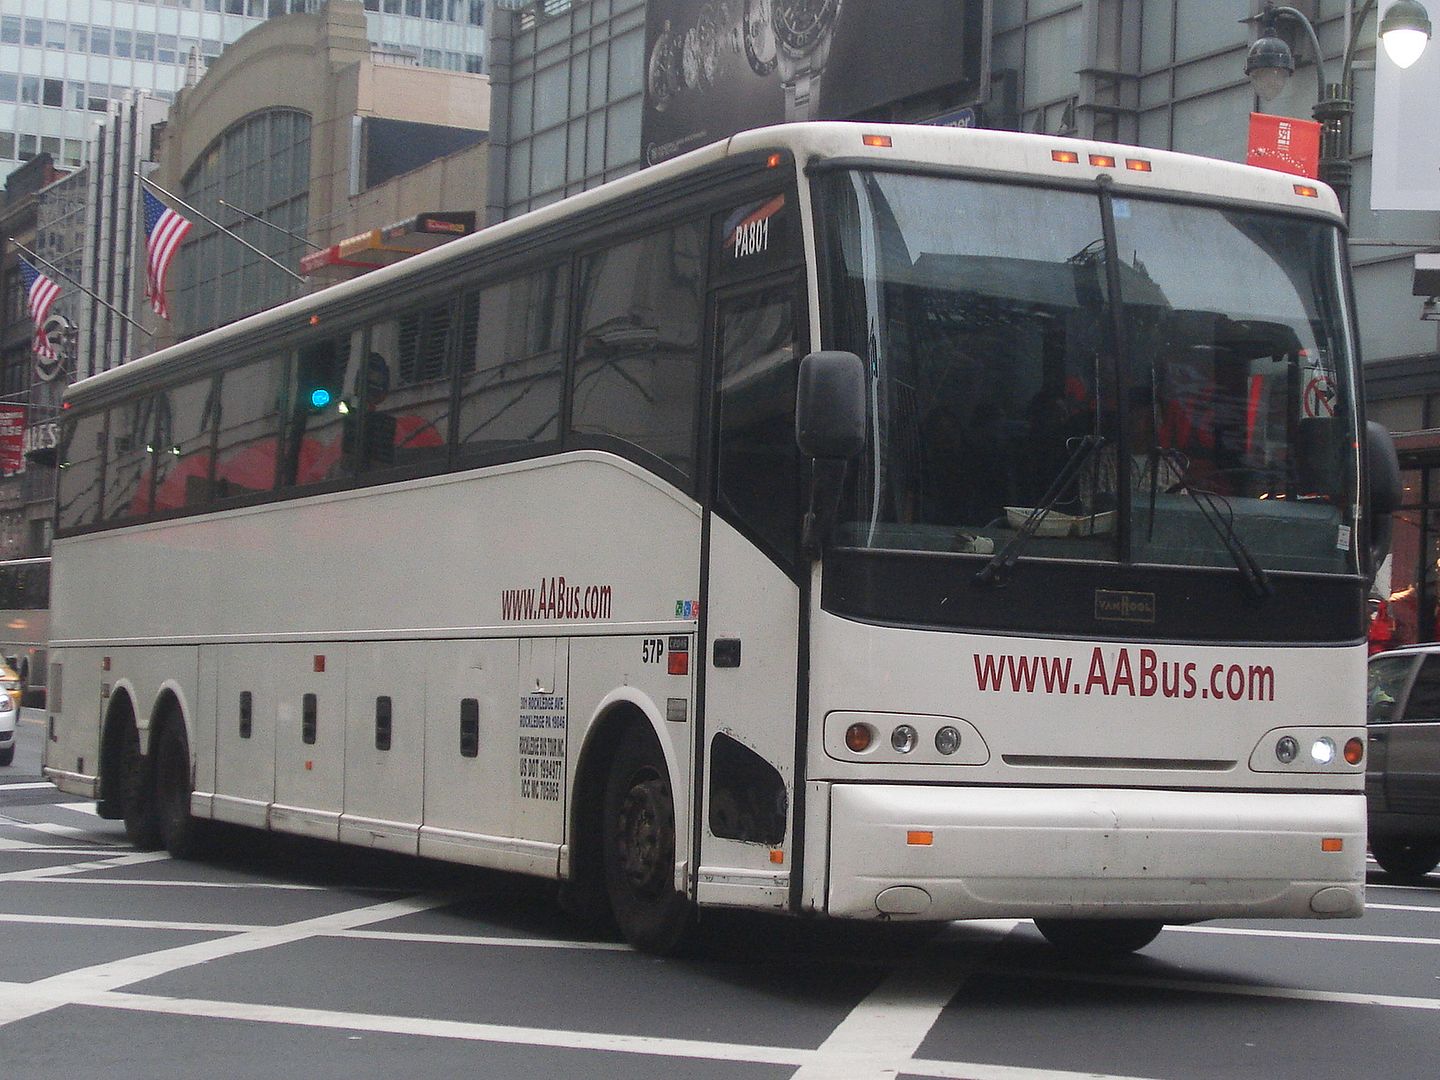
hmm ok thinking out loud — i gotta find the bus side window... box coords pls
[282,332,366,487]
[213,355,286,500]
[360,304,455,475]
[571,221,704,484]
[57,410,107,530]
[455,265,568,463]
[152,376,219,512]
[103,396,158,522]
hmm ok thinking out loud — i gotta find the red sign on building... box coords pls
[1246,113,1321,178]
[0,406,26,476]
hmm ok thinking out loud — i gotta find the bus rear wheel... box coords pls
[1033,918,1164,957]
[155,721,206,859]
[1370,839,1440,883]
[602,727,694,954]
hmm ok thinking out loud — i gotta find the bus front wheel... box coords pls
[602,727,695,954]
[1033,918,1164,957]
[121,724,162,850]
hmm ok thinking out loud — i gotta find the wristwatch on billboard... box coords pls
[743,0,777,77]
[647,19,683,112]
[772,0,842,121]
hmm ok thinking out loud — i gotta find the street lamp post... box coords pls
[1244,0,1432,218]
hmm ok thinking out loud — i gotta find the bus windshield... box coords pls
[821,170,1360,576]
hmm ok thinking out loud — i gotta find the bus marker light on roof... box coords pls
[907,831,934,847]
[862,134,893,148]
[1051,150,1080,164]
[845,723,872,753]
[1089,154,1116,168]
[1294,184,1319,198]
[1126,158,1153,172]
[766,153,783,168]
[1321,838,1344,853]
[1344,737,1364,766]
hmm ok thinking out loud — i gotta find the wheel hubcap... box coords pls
[617,774,674,898]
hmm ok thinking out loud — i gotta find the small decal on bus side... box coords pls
[519,693,566,803]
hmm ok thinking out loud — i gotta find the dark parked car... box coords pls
[1367,646,1440,881]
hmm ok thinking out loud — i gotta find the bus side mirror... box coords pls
[796,351,866,557]
[796,351,866,460]
[1366,420,1402,584]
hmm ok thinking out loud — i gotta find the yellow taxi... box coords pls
[0,662,21,711]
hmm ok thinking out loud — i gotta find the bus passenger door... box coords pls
[699,280,805,910]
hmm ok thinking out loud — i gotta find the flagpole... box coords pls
[217,199,323,250]
[137,174,306,283]
[9,238,154,339]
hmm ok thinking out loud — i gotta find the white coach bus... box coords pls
[44,123,1401,956]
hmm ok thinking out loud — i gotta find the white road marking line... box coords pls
[14,877,332,891]
[1366,902,1440,913]
[0,913,256,933]
[983,960,1440,1012]
[57,801,100,816]
[787,919,1023,1080]
[0,782,54,791]
[0,819,123,843]
[335,929,631,951]
[1169,924,1440,947]
[0,850,170,884]
[51,989,1168,1080]
[0,893,449,1026]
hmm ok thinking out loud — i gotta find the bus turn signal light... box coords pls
[845,723,872,752]
[907,831,934,847]
[1344,737,1364,766]
[1321,838,1344,853]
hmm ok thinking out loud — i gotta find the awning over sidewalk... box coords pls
[300,211,476,275]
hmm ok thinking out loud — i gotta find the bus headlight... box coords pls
[1275,736,1299,764]
[934,726,962,755]
[1310,737,1336,766]
[890,725,918,753]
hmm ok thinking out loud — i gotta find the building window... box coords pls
[42,79,63,107]
[176,109,312,335]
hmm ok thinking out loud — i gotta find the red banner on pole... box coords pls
[1246,113,1321,178]
[0,406,26,476]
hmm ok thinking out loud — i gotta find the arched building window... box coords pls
[173,109,312,336]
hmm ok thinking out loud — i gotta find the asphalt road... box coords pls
[0,713,1436,1079]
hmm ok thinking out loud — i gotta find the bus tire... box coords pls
[602,726,694,954]
[1033,917,1164,957]
[120,723,163,850]
[155,720,206,860]
[1370,838,1440,882]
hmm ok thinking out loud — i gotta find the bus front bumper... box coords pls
[825,784,1365,923]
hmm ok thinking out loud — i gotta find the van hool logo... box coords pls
[1094,590,1156,624]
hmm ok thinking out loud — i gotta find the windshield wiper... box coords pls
[1157,448,1273,599]
[975,434,1104,588]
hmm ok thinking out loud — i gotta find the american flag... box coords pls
[142,189,192,320]
[18,257,61,360]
